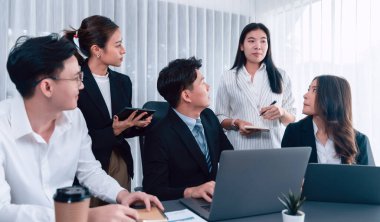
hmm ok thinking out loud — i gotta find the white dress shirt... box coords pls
[0,96,124,222]
[215,64,296,150]
[172,108,209,152]
[312,121,341,164]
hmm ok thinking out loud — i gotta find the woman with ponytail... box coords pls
[65,15,152,205]
[282,75,370,164]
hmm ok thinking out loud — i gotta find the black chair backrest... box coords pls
[139,101,170,159]
[367,146,376,166]
[143,101,170,131]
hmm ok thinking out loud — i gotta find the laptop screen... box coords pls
[302,163,380,204]
[181,147,311,221]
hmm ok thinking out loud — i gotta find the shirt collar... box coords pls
[242,63,266,76]
[312,119,333,141]
[10,95,72,141]
[172,108,197,131]
[312,119,318,137]
[10,95,34,139]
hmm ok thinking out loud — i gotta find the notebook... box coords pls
[136,206,168,222]
[302,163,380,204]
[180,147,311,221]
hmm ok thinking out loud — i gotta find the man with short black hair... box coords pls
[142,57,233,201]
[0,34,162,222]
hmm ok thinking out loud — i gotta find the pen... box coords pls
[259,100,277,116]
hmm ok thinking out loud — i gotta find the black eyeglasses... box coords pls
[33,71,84,87]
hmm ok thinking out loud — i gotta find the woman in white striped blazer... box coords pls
[215,23,296,150]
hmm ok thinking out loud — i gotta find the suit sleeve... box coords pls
[142,132,186,200]
[281,124,296,148]
[356,133,370,165]
[216,114,234,151]
[76,111,124,203]
[88,123,126,170]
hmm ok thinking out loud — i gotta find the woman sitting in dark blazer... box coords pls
[281,75,370,165]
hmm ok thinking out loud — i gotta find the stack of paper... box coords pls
[165,209,207,222]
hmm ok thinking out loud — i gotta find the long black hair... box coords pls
[231,23,283,94]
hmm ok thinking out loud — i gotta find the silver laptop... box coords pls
[302,163,380,204]
[180,147,311,221]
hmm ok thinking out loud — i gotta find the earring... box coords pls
[96,54,100,58]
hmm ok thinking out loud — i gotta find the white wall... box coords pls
[1,0,378,190]
[0,0,254,189]
[254,0,380,164]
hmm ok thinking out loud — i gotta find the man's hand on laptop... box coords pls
[184,181,215,202]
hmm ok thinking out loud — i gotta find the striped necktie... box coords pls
[193,119,212,172]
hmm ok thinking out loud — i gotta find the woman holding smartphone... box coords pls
[65,15,151,204]
[215,23,296,150]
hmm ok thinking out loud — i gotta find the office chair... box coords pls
[135,101,169,192]
[367,146,376,166]
[142,101,170,133]
[139,101,169,152]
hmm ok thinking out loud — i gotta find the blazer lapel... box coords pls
[109,70,128,116]
[168,110,210,175]
[82,64,111,120]
[301,116,318,163]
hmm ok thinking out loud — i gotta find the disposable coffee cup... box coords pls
[53,186,90,222]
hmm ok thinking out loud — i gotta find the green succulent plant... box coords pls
[278,190,306,216]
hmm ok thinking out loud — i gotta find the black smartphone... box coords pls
[116,107,155,121]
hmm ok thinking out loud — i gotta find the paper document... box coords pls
[165,209,206,222]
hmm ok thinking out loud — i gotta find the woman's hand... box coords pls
[112,111,152,136]
[134,115,152,128]
[260,104,295,125]
[234,119,261,136]
[260,104,284,120]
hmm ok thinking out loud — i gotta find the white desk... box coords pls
[163,200,380,221]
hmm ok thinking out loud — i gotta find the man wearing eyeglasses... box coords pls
[33,71,84,87]
[0,34,163,222]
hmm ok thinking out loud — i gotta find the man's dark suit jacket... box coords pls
[142,108,234,200]
[281,115,370,165]
[77,62,139,178]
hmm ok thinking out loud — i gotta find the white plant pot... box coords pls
[281,209,305,222]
